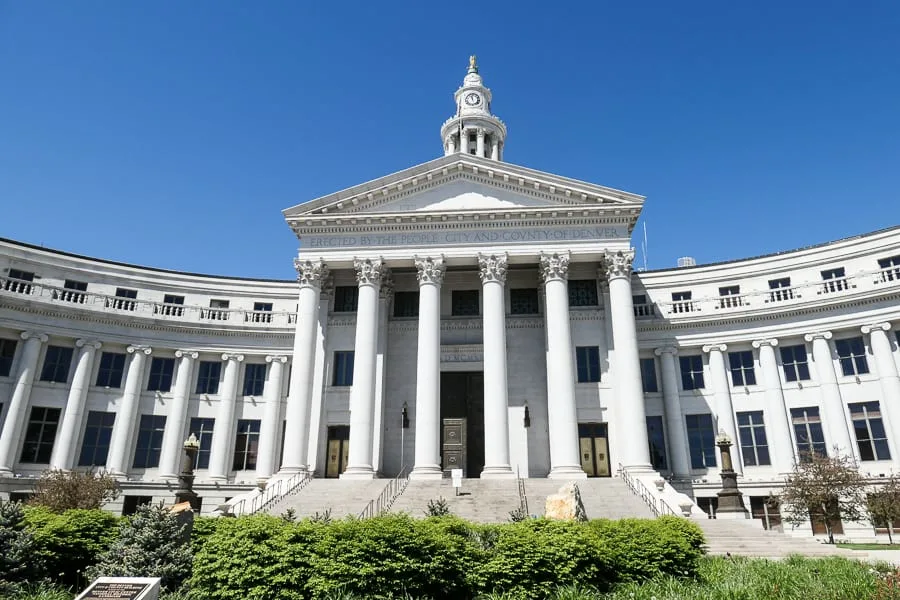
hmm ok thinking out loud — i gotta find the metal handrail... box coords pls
[230,471,312,516]
[359,470,410,519]
[617,463,679,517]
[515,466,529,516]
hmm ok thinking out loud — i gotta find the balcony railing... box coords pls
[0,276,296,329]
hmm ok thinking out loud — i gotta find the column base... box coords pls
[0,468,14,478]
[481,466,516,479]
[548,466,588,479]
[409,465,444,480]
[340,466,376,480]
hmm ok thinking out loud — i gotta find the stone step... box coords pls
[694,518,870,559]
[265,478,389,519]
[389,479,521,523]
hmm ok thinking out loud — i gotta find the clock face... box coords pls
[464,93,481,106]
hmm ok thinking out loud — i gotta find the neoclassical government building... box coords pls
[1,60,899,532]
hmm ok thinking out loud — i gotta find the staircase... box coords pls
[696,518,870,559]
[265,479,388,519]
[524,478,654,520]
[389,478,521,522]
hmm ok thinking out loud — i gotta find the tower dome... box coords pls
[440,56,507,160]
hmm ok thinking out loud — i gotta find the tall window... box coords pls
[646,416,668,470]
[640,358,659,393]
[195,361,222,395]
[780,345,811,382]
[791,407,827,461]
[878,255,900,282]
[451,290,480,316]
[671,291,694,313]
[40,346,73,383]
[147,357,175,392]
[188,417,215,469]
[718,285,742,309]
[737,411,770,466]
[78,411,116,467]
[233,419,261,471]
[60,279,88,303]
[392,291,419,318]
[679,355,704,390]
[133,415,167,468]
[332,351,354,386]
[768,277,793,302]
[5,269,35,294]
[575,347,601,383]
[95,352,126,388]
[156,294,185,317]
[728,351,757,386]
[243,363,267,396]
[0,338,17,377]
[568,280,599,307]
[110,287,138,311]
[849,402,891,461]
[510,288,539,315]
[250,302,273,323]
[20,407,61,463]
[821,267,847,293]
[333,286,358,313]
[685,414,716,469]
[835,337,869,376]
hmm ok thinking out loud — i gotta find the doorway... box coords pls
[440,371,485,477]
[325,425,350,478]
[578,422,611,477]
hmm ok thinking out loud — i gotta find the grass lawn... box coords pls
[837,543,900,550]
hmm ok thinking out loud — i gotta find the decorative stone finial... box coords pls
[468,54,478,73]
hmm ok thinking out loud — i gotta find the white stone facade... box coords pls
[1,62,899,540]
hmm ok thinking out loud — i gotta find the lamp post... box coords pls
[714,430,749,519]
[175,433,201,512]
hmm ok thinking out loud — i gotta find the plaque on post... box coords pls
[76,577,161,600]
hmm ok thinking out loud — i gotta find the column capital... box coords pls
[804,331,833,342]
[127,345,152,355]
[354,257,384,287]
[861,322,892,335]
[702,343,728,353]
[75,339,102,351]
[414,256,446,285]
[379,269,394,300]
[221,353,245,362]
[265,354,288,364]
[20,331,48,343]
[602,249,635,281]
[175,350,199,359]
[478,253,508,284]
[654,346,678,357]
[294,258,329,289]
[751,338,779,349]
[539,252,569,282]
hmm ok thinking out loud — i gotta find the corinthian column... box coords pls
[604,250,653,472]
[281,258,328,474]
[540,252,586,479]
[256,355,288,481]
[751,339,795,473]
[208,353,243,481]
[411,256,445,480]
[703,343,741,474]
[861,323,900,461]
[106,345,152,477]
[0,332,48,475]
[479,253,514,478]
[50,339,102,470]
[655,347,691,476]
[158,350,198,479]
[804,331,854,457]
[343,258,384,479]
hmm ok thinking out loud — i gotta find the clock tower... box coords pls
[440,56,507,160]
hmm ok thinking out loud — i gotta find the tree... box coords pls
[0,500,37,592]
[868,477,900,544]
[29,469,119,512]
[779,450,867,544]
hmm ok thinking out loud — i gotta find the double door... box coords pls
[578,422,611,477]
[325,426,350,478]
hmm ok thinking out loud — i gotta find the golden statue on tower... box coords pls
[468,54,478,73]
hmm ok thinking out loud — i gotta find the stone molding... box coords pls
[861,322,892,335]
[294,259,329,289]
[175,350,199,359]
[20,331,49,343]
[440,344,484,363]
[478,253,508,284]
[380,270,395,300]
[221,353,245,362]
[602,249,635,280]
[701,343,728,353]
[354,258,384,287]
[75,339,102,351]
[414,256,446,286]
[654,346,678,357]
[804,331,833,342]
[751,338,779,349]
[127,345,152,355]
[539,252,569,282]
[265,355,289,364]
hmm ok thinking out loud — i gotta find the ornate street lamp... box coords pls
[174,434,201,512]
[714,430,749,519]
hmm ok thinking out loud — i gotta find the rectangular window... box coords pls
[568,280,599,307]
[332,351,354,386]
[95,352,126,388]
[878,255,900,282]
[510,288,539,315]
[110,287,138,311]
[233,419,261,471]
[728,350,757,386]
[451,290,480,316]
[243,363,267,396]
[78,411,116,467]
[849,402,891,461]
[249,302,274,324]
[195,361,222,395]
[40,345,73,383]
[780,345,811,382]
[333,286,359,313]
[133,415,167,468]
[768,277,794,302]
[791,407,827,461]
[646,415,668,470]
[718,285,742,309]
[19,407,61,464]
[685,413,716,469]
[156,294,185,317]
[640,357,659,393]
[121,495,153,516]
[188,417,215,469]
[575,346,601,383]
[60,279,88,303]
[633,294,654,317]
[835,337,869,376]
[147,357,176,392]
[203,299,230,321]
[679,355,705,390]
[5,269,35,294]
[0,339,17,377]
[737,411,770,466]
[671,290,694,313]
[392,291,419,318]
[821,267,847,293]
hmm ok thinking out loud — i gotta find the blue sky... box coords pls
[1,2,898,279]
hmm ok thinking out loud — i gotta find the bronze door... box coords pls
[578,422,611,477]
[442,418,466,475]
[440,372,485,477]
[325,426,350,478]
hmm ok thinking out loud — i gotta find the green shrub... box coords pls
[0,500,36,591]
[588,518,703,582]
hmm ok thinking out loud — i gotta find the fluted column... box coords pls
[861,323,900,460]
[50,339,102,470]
[106,345,152,477]
[655,347,691,476]
[804,331,854,457]
[703,343,741,474]
[0,332,48,475]
[281,259,328,474]
[604,250,653,472]
[158,350,198,479]
[256,355,288,481]
[479,253,515,478]
[343,258,384,479]
[208,353,243,481]
[540,252,586,479]
[411,257,445,480]
[752,339,795,472]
